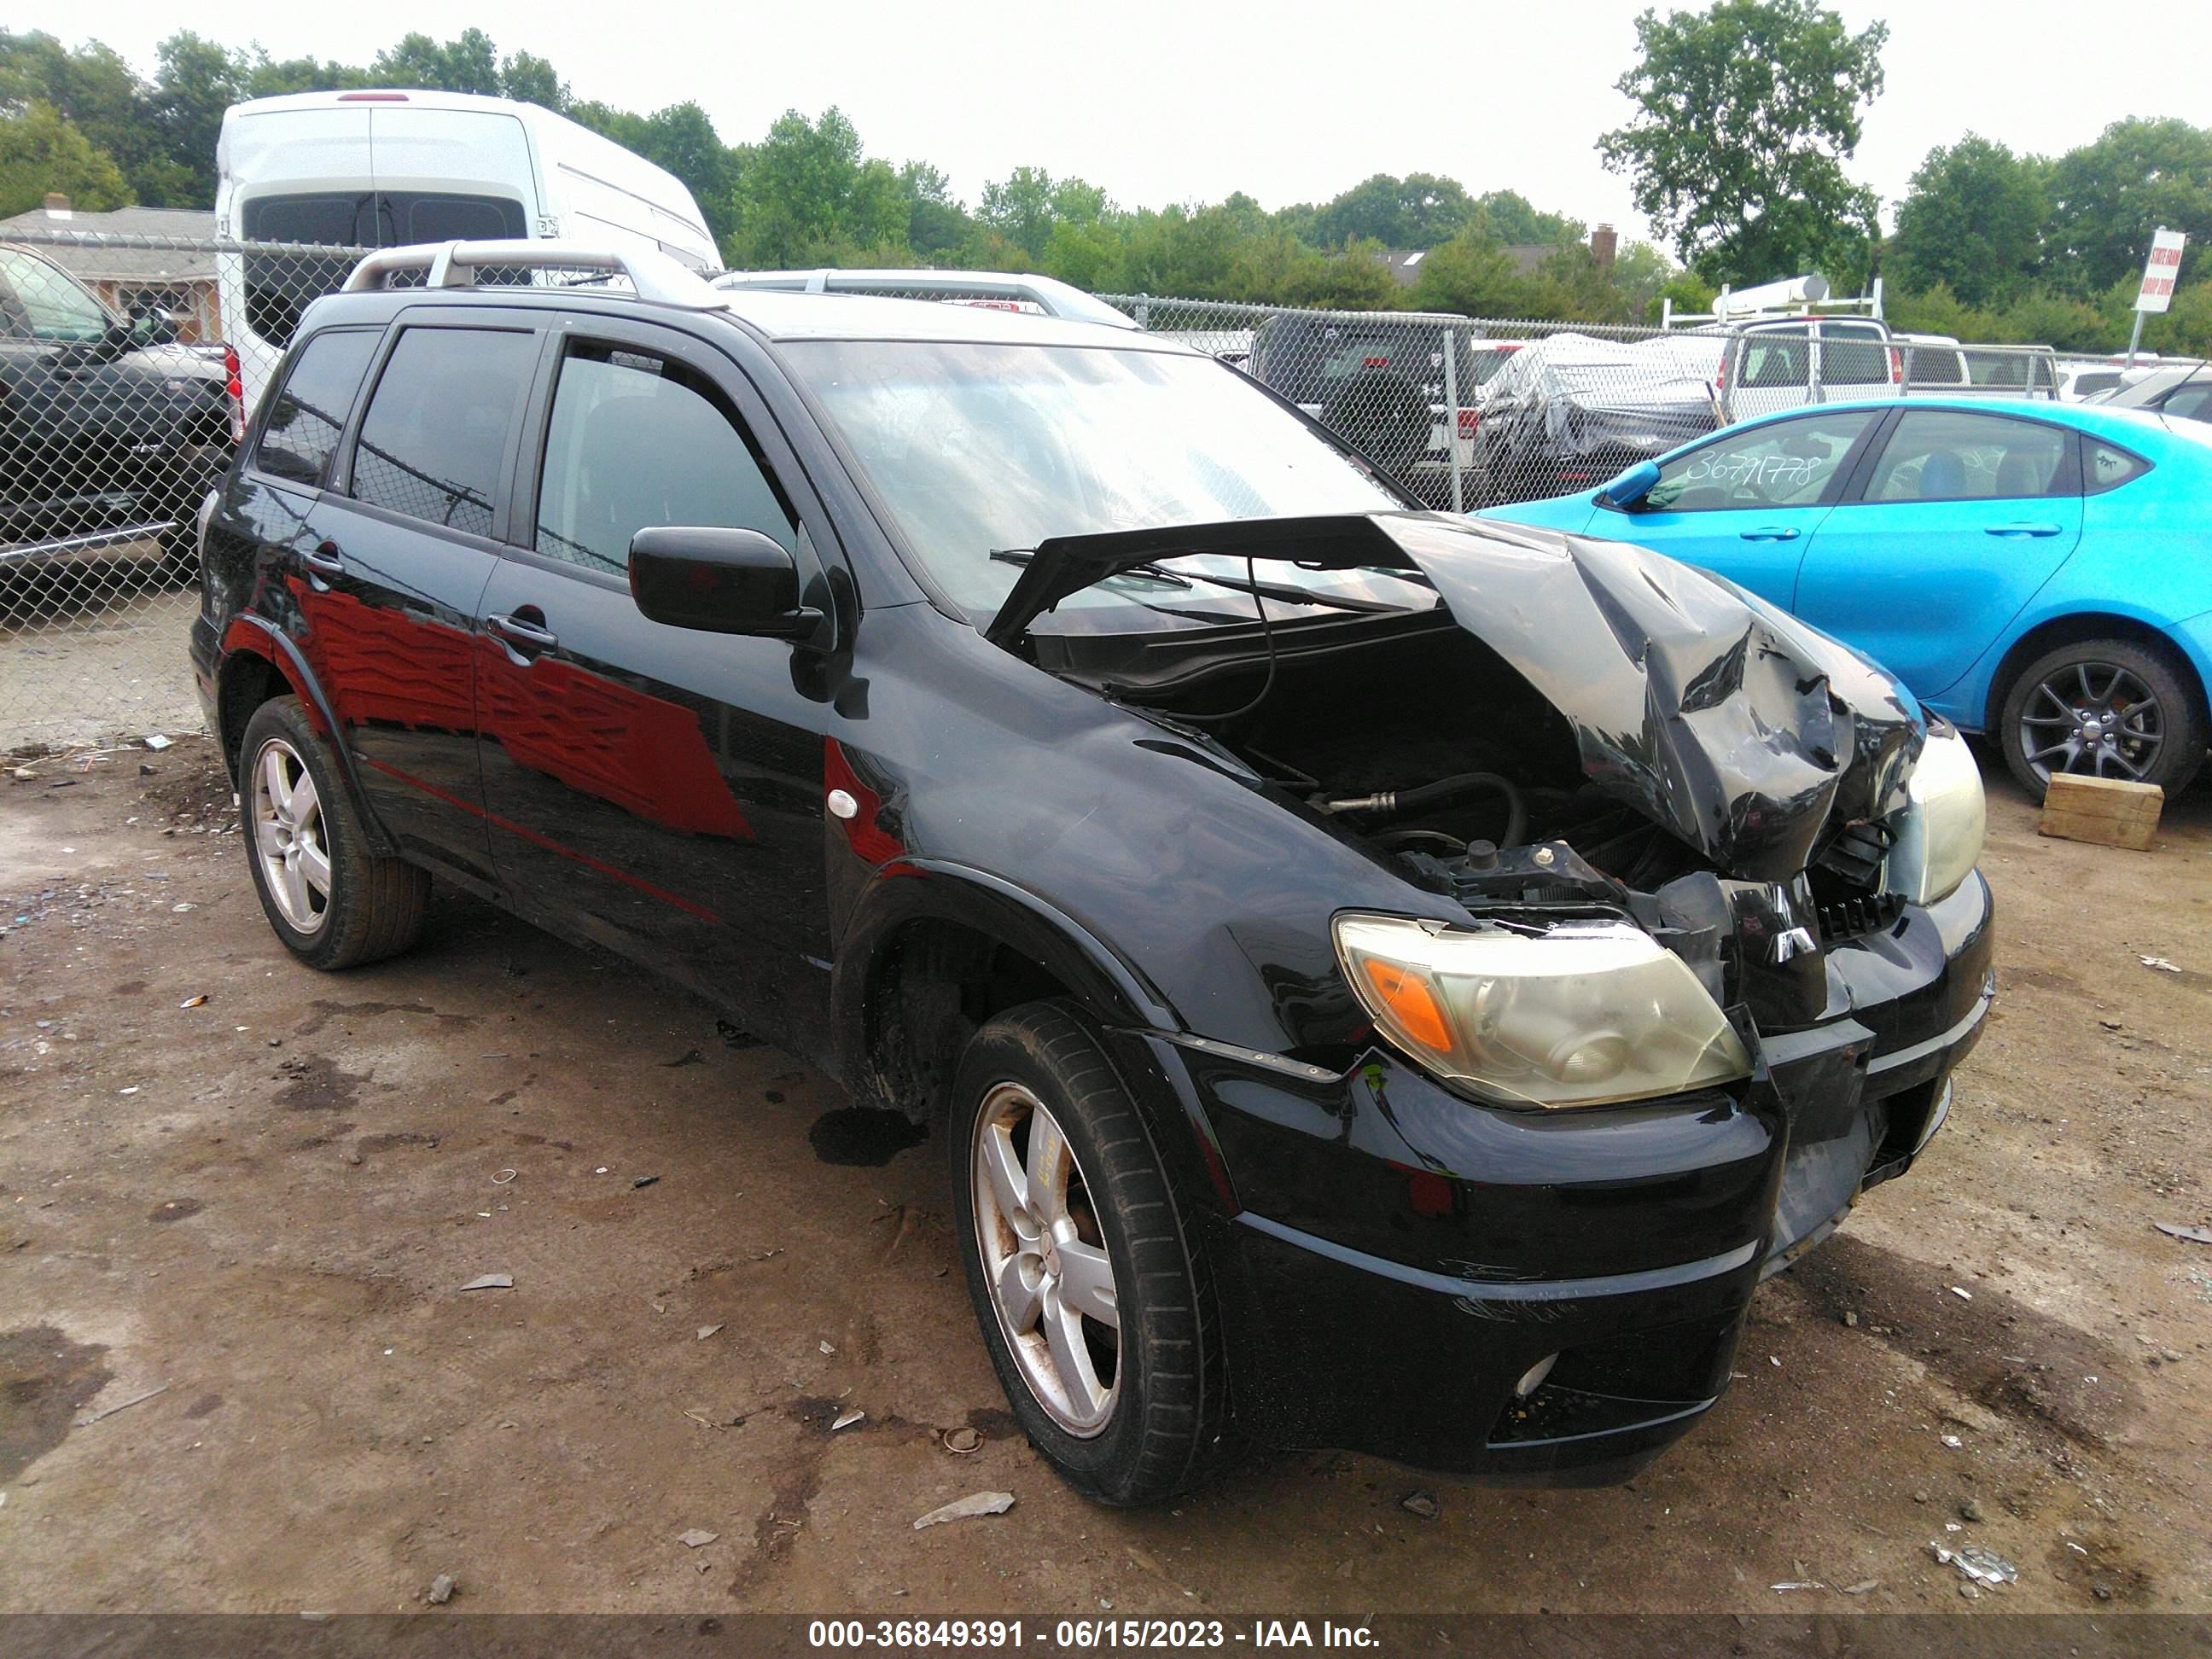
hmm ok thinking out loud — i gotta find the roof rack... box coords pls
[340,240,726,311]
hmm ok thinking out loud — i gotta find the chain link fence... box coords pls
[2,231,2069,748]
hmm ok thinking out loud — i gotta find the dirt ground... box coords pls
[1,735,2207,1620]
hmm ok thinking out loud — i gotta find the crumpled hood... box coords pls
[990,511,1924,882]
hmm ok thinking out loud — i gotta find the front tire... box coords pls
[1999,638,2206,800]
[239,697,429,969]
[948,1002,1235,1505]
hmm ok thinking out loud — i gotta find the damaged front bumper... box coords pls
[1110,870,1994,1482]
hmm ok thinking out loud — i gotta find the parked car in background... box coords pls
[1480,398,2212,798]
[2057,358,2162,403]
[1900,334,2062,398]
[711,266,1138,331]
[1470,330,1726,505]
[216,88,718,412]
[0,241,238,577]
[1716,314,1901,419]
[1244,313,1490,504]
[2087,362,2212,423]
[192,239,1993,1504]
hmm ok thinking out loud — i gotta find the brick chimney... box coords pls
[1591,223,1617,269]
[43,193,73,220]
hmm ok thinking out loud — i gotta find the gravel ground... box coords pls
[0,560,202,752]
[0,737,2207,1619]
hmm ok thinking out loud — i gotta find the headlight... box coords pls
[1884,725,1985,906]
[1333,913,1752,1109]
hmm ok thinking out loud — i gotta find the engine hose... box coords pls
[1318,771,1527,847]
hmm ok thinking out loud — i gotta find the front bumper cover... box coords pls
[1115,870,1994,1481]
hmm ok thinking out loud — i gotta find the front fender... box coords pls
[830,858,1179,1086]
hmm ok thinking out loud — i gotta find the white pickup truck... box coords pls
[1719,317,2058,418]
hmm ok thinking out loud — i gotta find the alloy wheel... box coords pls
[2017,661,2165,785]
[969,1081,1121,1435]
[251,737,332,934]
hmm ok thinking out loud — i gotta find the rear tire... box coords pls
[1998,637,2205,800]
[239,697,428,969]
[948,1001,1237,1505]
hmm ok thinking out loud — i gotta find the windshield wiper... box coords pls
[990,547,1406,614]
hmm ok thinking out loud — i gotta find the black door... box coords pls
[474,317,840,1061]
[286,313,544,889]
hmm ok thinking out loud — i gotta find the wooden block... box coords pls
[2039,772,2163,851]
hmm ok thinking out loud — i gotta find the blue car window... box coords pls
[2083,440,2151,495]
[1640,410,1877,513]
[1866,410,2069,504]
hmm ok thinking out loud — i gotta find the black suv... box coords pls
[1,242,237,577]
[192,242,1994,1505]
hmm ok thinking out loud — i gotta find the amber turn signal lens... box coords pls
[1360,959,1452,1052]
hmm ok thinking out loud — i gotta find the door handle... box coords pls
[1984,522,2064,537]
[486,610,559,655]
[300,540,345,575]
[1738,526,1801,541]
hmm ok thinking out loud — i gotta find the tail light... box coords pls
[1714,355,1727,393]
[223,345,246,445]
[1362,355,1390,368]
[1456,408,1481,439]
[1889,347,1903,385]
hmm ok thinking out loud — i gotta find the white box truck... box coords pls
[215,89,719,410]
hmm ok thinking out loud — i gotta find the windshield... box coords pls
[786,340,1415,625]
[0,247,113,342]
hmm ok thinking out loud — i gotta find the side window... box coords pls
[2083,441,2151,496]
[1738,327,1809,389]
[533,342,796,574]
[349,327,538,538]
[1866,411,2069,503]
[2160,383,2212,423]
[1821,324,1890,387]
[1639,410,1877,513]
[254,329,380,487]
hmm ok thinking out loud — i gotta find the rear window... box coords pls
[2069,371,2122,399]
[1251,319,1480,406]
[1821,325,1891,387]
[254,329,380,487]
[348,326,538,538]
[239,192,527,348]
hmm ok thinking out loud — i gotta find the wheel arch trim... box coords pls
[1975,606,2212,736]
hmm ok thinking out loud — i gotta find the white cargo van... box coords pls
[215,89,718,409]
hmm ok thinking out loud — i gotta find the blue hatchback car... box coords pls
[1481,397,2212,798]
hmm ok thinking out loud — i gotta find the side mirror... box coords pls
[1598,459,1662,509]
[629,526,824,639]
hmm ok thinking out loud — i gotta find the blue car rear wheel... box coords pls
[2000,638,2205,800]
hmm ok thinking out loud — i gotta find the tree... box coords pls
[1474,189,1582,247]
[150,32,248,206]
[2046,118,2212,295]
[978,166,1108,263]
[1886,135,2049,307]
[1598,0,1887,288]
[369,29,501,96]
[899,161,971,259]
[0,99,130,218]
[498,51,568,112]
[726,108,907,266]
[1407,229,1537,317]
[1308,172,1476,249]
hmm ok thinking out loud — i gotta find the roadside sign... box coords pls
[2134,229,2187,314]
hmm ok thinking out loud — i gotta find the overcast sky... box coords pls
[17,0,2211,247]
